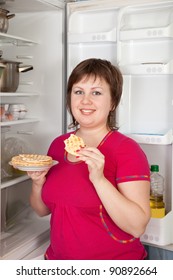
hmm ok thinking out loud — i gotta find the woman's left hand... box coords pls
[77,147,105,184]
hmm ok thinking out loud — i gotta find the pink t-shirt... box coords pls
[42,130,150,260]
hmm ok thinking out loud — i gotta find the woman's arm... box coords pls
[77,147,151,238]
[28,170,51,217]
[93,178,150,238]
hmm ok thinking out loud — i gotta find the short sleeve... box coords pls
[115,137,150,184]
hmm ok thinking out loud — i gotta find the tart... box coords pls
[11,154,53,167]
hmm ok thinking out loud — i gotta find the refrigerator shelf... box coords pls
[0,92,40,97]
[119,60,173,75]
[1,174,29,190]
[68,28,117,43]
[0,207,50,259]
[0,118,39,127]
[127,130,173,145]
[0,32,38,46]
[140,211,173,246]
[120,22,173,41]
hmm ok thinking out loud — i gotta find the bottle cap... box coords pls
[150,165,159,172]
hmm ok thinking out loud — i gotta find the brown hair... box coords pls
[66,58,123,130]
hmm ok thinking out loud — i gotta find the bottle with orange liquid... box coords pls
[150,165,165,218]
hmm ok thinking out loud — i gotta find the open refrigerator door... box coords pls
[66,0,173,249]
[115,1,173,246]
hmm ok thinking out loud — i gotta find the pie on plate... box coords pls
[64,134,85,156]
[9,154,56,171]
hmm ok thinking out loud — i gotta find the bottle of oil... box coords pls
[150,164,165,218]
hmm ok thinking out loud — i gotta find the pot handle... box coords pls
[0,64,6,77]
[0,63,6,68]
[19,65,33,73]
[7,14,15,20]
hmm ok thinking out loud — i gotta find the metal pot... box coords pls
[0,59,33,92]
[0,62,6,77]
[0,8,15,33]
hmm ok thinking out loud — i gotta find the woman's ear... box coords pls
[110,104,116,112]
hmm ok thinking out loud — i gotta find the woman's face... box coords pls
[71,75,112,129]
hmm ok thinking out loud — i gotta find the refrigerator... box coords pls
[0,0,173,259]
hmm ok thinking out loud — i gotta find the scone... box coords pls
[64,134,85,156]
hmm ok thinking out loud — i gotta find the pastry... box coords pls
[64,134,85,156]
[11,154,53,167]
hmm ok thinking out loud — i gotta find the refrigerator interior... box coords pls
[67,0,173,247]
[0,0,64,259]
[1,0,173,259]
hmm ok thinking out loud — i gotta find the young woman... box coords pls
[28,58,151,260]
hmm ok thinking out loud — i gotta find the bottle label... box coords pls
[151,208,165,218]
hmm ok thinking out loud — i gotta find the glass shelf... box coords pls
[0,32,38,46]
[0,118,39,127]
[0,92,39,97]
[0,206,50,259]
[1,174,29,190]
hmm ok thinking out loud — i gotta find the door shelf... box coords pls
[0,118,39,127]
[119,60,173,75]
[127,130,173,145]
[68,28,117,43]
[0,32,38,46]
[1,174,29,190]
[140,211,173,246]
[120,22,173,41]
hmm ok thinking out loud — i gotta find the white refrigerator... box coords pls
[0,0,173,259]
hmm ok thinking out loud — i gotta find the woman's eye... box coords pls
[74,90,84,95]
[92,91,101,95]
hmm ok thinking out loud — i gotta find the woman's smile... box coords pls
[80,108,96,115]
[71,75,112,128]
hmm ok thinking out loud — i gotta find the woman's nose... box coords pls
[81,93,92,104]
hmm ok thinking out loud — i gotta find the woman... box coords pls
[28,58,151,260]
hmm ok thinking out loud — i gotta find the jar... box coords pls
[0,103,9,121]
[18,103,27,119]
[8,104,20,120]
[0,104,5,121]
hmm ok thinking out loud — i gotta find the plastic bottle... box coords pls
[150,164,165,218]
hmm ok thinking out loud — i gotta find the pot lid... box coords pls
[0,58,22,64]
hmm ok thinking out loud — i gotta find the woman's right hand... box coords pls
[27,169,50,187]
